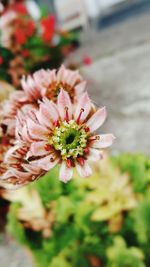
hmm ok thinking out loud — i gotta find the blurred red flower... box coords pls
[12,3,28,15]
[41,15,56,43]
[15,28,27,45]
[0,57,4,65]
[25,20,35,37]
[21,49,30,58]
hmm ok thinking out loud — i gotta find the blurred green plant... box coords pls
[5,153,150,267]
[106,236,145,267]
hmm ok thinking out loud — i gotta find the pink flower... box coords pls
[1,65,86,134]
[21,65,86,102]
[13,89,115,184]
[0,141,43,189]
[1,91,27,135]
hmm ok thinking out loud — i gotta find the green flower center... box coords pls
[49,120,88,160]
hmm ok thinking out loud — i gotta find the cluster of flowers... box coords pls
[0,65,115,189]
[0,1,78,87]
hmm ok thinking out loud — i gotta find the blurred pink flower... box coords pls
[1,65,86,135]
[0,143,43,189]
[21,65,86,102]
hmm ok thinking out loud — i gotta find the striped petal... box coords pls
[57,65,65,82]
[27,119,48,140]
[57,89,72,120]
[86,107,107,132]
[76,161,92,177]
[30,141,49,156]
[75,81,87,97]
[91,134,115,148]
[88,148,103,161]
[32,154,58,171]
[59,162,73,183]
[74,92,91,122]
[41,98,59,123]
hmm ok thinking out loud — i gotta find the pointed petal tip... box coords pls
[59,162,73,183]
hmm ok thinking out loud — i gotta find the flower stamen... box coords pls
[77,156,85,166]
[45,144,53,151]
[89,136,100,142]
[64,106,69,122]
[66,158,74,168]
[76,108,84,124]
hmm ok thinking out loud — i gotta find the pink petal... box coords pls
[57,89,72,120]
[57,65,65,82]
[39,98,59,125]
[49,69,56,82]
[86,107,107,132]
[91,134,115,148]
[4,143,22,163]
[5,168,31,179]
[74,92,91,122]
[22,163,41,174]
[33,69,51,88]
[32,154,58,171]
[76,161,92,177]
[21,125,33,142]
[88,148,103,161]
[67,70,81,86]
[21,76,35,101]
[75,81,87,98]
[58,67,68,84]
[27,119,48,140]
[59,162,73,183]
[30,141,49,156]
[36,105,53,128]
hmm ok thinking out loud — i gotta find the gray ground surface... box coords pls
[82,42,150,155]
[0,234,32,267]
[1,8,150,267]
[67,11,150,155]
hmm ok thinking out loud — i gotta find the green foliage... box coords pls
[113,153,150,192]
[107,236,146,267]
[0,46,13,81]
[7,203,27,245]
[132,191,150,245]
[7,153,150,267]
[34,167,62,206]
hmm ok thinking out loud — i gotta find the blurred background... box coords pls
[0,0,150,266]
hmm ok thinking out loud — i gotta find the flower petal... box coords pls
[32,154,58,171]
[30,141,49,156]
[27,119,48,140]
[57,65,65,83]
[57,89,72,120]
[91,134,115,148]
[75,81,87,98]
[88,148,103,161]
[86,107,107,132]
[74,92,91,122]
[41,98,59,124]
[76,161,92,177]
[22,163,41,174]
[67,70,81,86]
[59,162,73,183]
